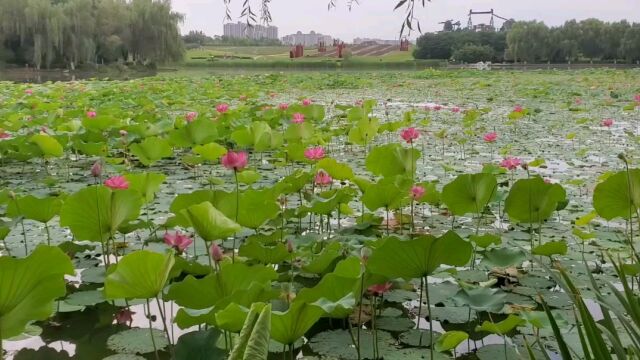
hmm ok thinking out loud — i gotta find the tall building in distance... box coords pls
[281,31,332,47]
[223,22,278,40]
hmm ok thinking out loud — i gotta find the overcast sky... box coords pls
[172,0,640,41]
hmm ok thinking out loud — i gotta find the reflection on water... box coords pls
[0,69,156,83]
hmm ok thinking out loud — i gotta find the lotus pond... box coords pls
[1,69,640,360]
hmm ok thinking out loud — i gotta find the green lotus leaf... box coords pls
[166,262,277,310]
[434,331,469,352]
[193,142,227,162]
[129,137,173,166]
[362,176,411,211]
[367,231,472,279]
[593,169,640,220]
[106,328,168,354]
[348,116,379,146]
[124,172,166,203]
[175,329,227,360]
[0,245,74,338]
[315,158,354,180]
[236,170,261,185]
[169,117,219,147]
[296,269,359,318]
[475,314,525,335]
[232,121,282,151]
[271,300,325,346]
[302,241,343,274]
[469,234,502,248]
[60,186,143,242]
[442,173,497,216]
[481,247,526,268]
[306,188,355,215]
[82,114,121,132]
[229,303,271,360]
[365,143,420,177]
[238,238,289,264]
[452,284,506,312]
[104,250,175,300]
[6,195,62,223]
[213,189,280,230]
[30,134,64,158]
[532,240,568,257]
[182,202,241,242]
[505,177,566,223]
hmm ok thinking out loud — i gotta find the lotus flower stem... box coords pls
[425,276,434,360]
[145,299,160,360]
[12,198,29,255]
[416,277,424,335]
[155,295,173,355]
[356,268,366,360]
[233,170,239,262]
[372,295,378,359]
[346,320,359,359]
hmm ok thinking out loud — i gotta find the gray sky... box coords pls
[173,0,640,41]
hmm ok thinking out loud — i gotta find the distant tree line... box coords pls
[182,31,282,49]
[0,0,184,70]
[414,19,640,64]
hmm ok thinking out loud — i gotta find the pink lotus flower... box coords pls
[86,111,97,118]
[185,111,198,122]
[221,150,248,171]
[0,131,11,140]
[216,103,229,113]
[304,146,325,161]
[513,105,524,113]
[400,127,420,143]
[433,105,443,111]
[91,161,102,178]
[164,231,193,253]
[302,98,312,106]
[314,170,332,186]
[115,308,135,325]
[575,98,583,105]
[483,132,498,143]
[278,103,289,111]
[355,99,363,107]
[104,175,129,190]
[411,185,425,200]
[368,282,392,296]
[291,113,305,124]
[500,157,522,171]
[25,89,33,95]
[601,118,614,127]
[635,94,640,103]
[451,106,461,113]
[210,242,224,263]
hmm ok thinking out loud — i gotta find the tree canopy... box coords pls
[0,0,185,69]
[414,19,640,63]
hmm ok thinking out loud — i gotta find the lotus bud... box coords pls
[360,247,372,264]
[287,239,294,253]
[521,163,528,170]
[8,191,16,200]
[91,161,102,178]
[210,242,224,263]
[618,153,628,163]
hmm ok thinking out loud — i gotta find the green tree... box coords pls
[452,44,494,63]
